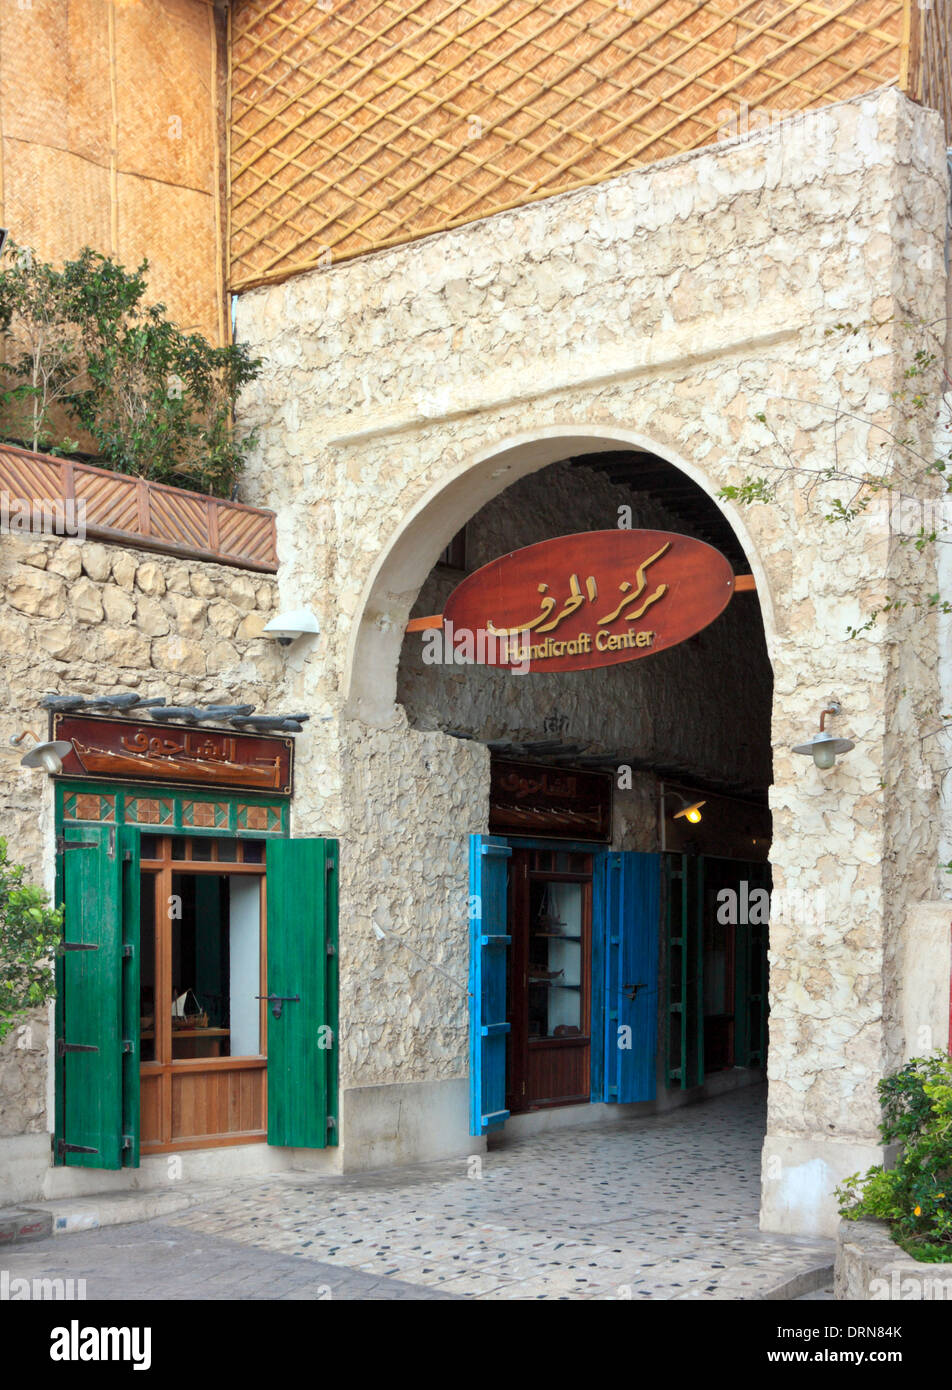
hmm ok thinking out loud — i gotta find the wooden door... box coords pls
[507,847,593,1112]
[56,824,130,1167]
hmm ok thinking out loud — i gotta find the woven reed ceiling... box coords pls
[229,0,909,290]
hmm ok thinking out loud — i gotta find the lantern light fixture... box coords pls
[263,608,320,646]
[659,786,707,834]
[792,702,854,770]
[10,729,72,775]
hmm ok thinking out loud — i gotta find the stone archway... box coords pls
[342,425,776,729]
[233,88,948,1236]
[336,423,804,1219]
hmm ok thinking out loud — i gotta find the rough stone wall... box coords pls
[232,86,948,1215]
[0,531,281,1137]
[337,718,487,1086]
[398,458,772,793]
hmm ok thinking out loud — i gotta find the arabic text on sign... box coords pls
[487,543,670,638]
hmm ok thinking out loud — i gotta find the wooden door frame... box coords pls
[506,842,596,1114]
[139,834,268,1153]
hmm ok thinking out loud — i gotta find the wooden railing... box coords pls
[0,443,277,573]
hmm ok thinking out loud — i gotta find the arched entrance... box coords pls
[341,427,775,727]
[340,426,779,1211]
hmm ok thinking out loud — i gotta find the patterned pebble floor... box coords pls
[166,1084,834,1300]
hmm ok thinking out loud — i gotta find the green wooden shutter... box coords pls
[265,837,339,1148]
[120,826,141,1166]
[664,853,704,1090]
[57,823,139,1168]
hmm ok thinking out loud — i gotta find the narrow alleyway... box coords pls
[6,1087,833,1300]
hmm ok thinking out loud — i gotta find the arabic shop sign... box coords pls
[489,759,612,842]
[52,714,294,794]
[440,530,735,673]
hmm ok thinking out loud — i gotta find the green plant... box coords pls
[0,837,62,1045]
[0,242,261,497]
[0,242,82,454]
[64,248,261,496]
[837,1054,952,1261]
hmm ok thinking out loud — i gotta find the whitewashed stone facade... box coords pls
[229,88,951,1235]
[0,533,281,1150]
[2,88,950,1235]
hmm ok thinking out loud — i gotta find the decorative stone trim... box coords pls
[835,1219,952,1300]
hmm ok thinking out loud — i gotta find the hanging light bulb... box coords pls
[673,799,705,824]
[792,703,854,771]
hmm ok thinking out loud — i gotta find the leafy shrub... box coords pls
[0,242,261,498]
[0,244,82,455]
[0,837,62,1045]
[837,1054,952,1262]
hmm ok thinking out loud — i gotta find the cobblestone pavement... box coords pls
[166,1086,832,1300]
[5,1086,834,1300]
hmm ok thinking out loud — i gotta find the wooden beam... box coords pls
[406,614,445,632]
[734,574,757,591]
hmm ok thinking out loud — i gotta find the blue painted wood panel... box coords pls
[592,851,661,1104]
[468,835,512,1135]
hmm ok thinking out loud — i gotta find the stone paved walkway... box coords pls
[166,1086,831,1298]
[5,1086,834,1300]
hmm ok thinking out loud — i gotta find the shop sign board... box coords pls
[52,714,294,795]
[441,529,736,673]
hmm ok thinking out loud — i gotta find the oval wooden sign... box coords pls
[440,530,735,673]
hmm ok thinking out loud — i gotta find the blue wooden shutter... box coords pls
[468,835,511,1136]
[56,823,139,1168]
[265,838,339,1148]
[592,851,660,1104]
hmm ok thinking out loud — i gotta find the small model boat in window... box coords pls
[534,884,565,933]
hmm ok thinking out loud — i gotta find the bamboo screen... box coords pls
[0,0,226,343]
[908,0,952,141]
[229,0,916,291]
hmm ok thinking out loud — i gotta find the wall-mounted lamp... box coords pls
[659,785,707,851]
[792,702,854,770]
[262,608,320,646]
[9,729,72,775]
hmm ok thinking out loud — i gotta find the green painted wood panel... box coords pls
[664,853,704,1090]
[120,826,141,1167]
[265,838,339,1148]
[59,824,124,1168]
[56,781,290,837]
